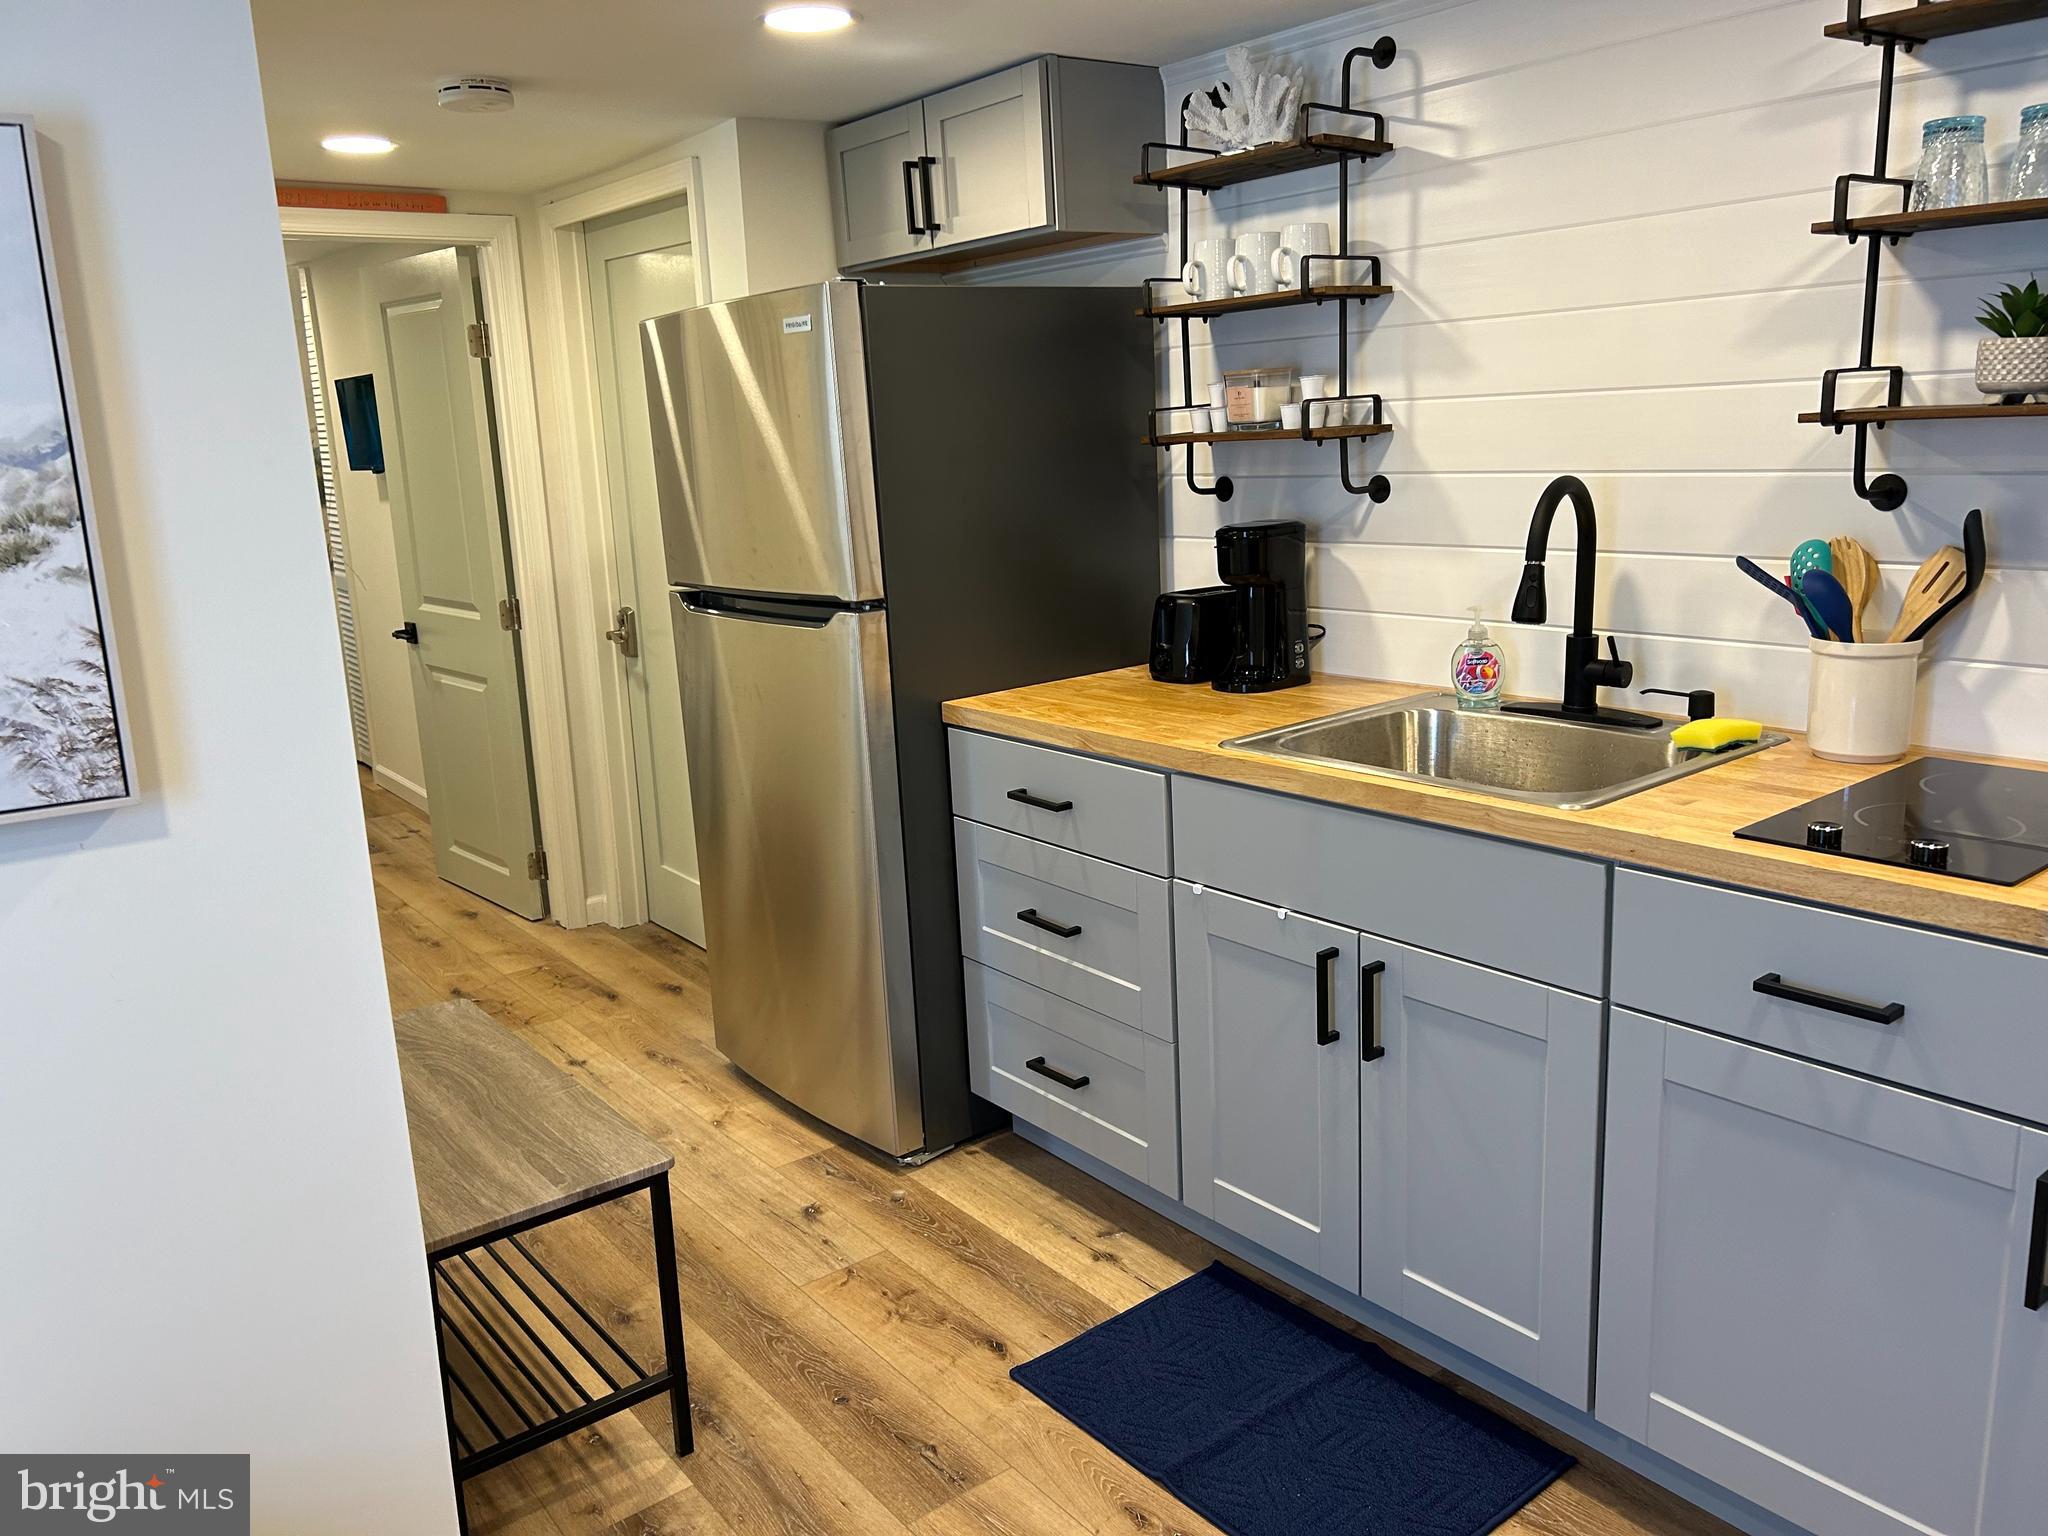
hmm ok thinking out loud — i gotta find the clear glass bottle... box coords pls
[1911,115,1988,210]
[2011,104,2048,201]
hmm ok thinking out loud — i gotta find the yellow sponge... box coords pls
[1671,717,1763,752]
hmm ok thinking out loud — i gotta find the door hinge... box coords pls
[527,849,548,881]
[500,596,522,632]
[468,320,492,360]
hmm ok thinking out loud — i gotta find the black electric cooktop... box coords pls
[1735,758,2048,886]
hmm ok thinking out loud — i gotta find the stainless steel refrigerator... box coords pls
[641,280,1155,1159]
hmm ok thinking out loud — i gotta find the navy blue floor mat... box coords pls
[1012,1262,1573,1536]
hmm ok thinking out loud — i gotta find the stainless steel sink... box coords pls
[1222,692,1787,811]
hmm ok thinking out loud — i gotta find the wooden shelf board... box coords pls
[1141,284,1393,320]
[1812,195,2048,236]
[1825,0,2048,41]
[1798,402,2048,423]
[1148,423,1393,446]
[1136,134,1392,191]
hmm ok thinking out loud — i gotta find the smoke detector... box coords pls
[437,77,515,114]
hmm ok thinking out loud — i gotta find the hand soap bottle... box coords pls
[1450,608,1504,710]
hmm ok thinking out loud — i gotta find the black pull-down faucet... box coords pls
[1503,475,1660,730]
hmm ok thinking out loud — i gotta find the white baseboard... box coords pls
[371,764,428,813]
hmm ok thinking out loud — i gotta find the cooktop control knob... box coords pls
[1908,837,1952,871]
[1805,820,1845,851]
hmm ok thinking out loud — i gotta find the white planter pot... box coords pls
[1976,336,2048,398]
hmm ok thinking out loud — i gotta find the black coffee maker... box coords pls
[1214,520,1310,693]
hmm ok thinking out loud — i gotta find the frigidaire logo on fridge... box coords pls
[3,1455,249,1533]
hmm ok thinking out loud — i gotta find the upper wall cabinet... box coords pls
[826,56,1166,275]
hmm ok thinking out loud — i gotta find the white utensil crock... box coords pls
[1806,637,1923,764]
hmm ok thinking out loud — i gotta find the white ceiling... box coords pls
[252,0,1357,195]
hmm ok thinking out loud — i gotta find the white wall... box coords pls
[300,243,436,808]
[0,6,456,1531]
[989,0,2048,760]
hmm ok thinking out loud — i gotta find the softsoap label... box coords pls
[782,314,814,334]
[4,1456,249,1532]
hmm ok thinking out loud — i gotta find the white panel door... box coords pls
[586,200,703,943]
[1174,881,1360,1289]
[1598,1009,2048,1536]
[370,247,545,919]
[923,62,1050,252]
[825,103,930,269]
[1358,941,1600,1407]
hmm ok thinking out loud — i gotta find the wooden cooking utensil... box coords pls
[1886,546,1967,643]
[1828,536,1880,642]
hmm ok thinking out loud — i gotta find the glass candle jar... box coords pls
[2011,103,2048,202]
[1911,115,1988,211]
[1221,366,1297,430]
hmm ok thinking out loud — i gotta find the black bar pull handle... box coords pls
[1007,788,1074,813]
[1025,1056,1089,1091]
[1315,946,1341,1046]
[1360,960,1387,1063]
[917,155,941,232]
[902,160,924,235]
[1753,972,1905,1026]
[1017,908,1082,940]
[2027,1173,2048,1313]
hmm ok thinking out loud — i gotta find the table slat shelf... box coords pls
[1812,195,2048,237]
[1826,0,2048,43]
[1136,134,1391,191]
[1148,422,1394,446]
[1141,283,1393,320]
[1799,402,2048,423]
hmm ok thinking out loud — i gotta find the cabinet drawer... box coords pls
[949,728,1169,875]
[1173,776,1608,994]
[1612,869,2048,1126]
[955,819,1173,1038]
[964,961,1179,1197]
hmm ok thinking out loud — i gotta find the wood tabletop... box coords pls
[395,998,673,1253]
[943,667,2048,954]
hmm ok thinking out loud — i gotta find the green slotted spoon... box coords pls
[1789,539,1833,635]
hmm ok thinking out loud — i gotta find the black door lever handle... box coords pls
[392,621,420,644]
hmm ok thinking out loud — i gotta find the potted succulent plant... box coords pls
[1976,277,2048,401]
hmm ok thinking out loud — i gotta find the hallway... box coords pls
[361,774,1730,1536]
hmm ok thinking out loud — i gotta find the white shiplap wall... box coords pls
[980,0,2048,758]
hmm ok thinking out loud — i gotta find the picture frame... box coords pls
[0,114,135,823]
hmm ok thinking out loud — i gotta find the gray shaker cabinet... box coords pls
[1359,940,1602,1409]
[1174,880,1361,1290]
[1598,1008,2048,1536]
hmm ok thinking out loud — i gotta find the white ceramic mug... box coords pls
[1806,637,1924,763]
[1298,373,1332,428]
[1271,221,1334,290]
[1181,236,1233,302]
[1227,230,1283,296]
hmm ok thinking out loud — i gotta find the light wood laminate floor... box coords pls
[360,773,1737,1536]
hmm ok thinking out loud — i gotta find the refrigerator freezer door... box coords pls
[643,282,882,603]
[673,590,922,1155]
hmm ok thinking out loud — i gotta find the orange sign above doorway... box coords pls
[275,184,448,214]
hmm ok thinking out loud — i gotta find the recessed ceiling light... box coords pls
[322,134,397,156]
[763,4,855,34]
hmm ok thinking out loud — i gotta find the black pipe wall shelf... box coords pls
[1139,39,1399,505]
[1807,2,2048,509]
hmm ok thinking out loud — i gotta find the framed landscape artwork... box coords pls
[0,116,132,822]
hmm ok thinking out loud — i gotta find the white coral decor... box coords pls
[1184,46,1303,151]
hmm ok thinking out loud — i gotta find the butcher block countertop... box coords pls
[943,667,2048,954]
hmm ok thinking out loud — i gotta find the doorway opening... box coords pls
[287,228,548,919]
